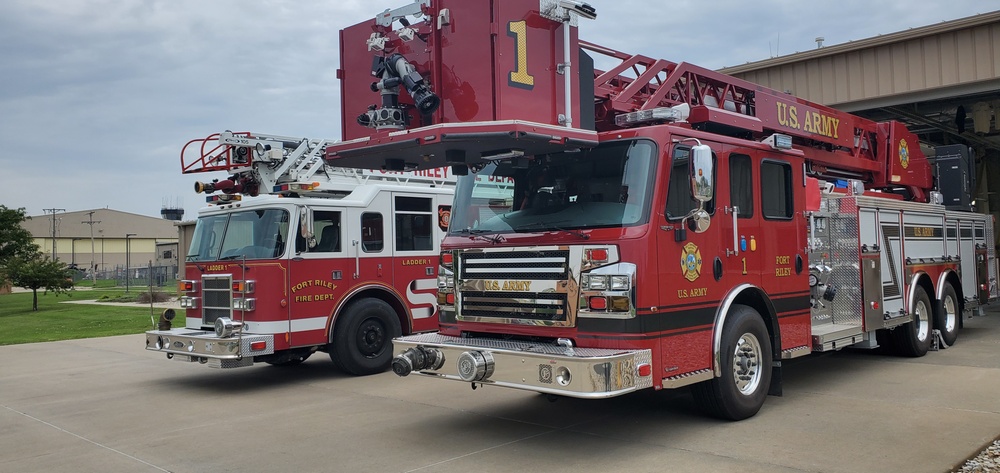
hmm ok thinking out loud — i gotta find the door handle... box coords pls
[725,206,739,256]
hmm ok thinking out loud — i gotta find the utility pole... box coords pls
[125,233,136,292]
[82,211,101,284]
[43,208,65,258]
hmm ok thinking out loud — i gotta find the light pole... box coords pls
[125,233,136,292]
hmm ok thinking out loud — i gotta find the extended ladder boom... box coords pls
[580,40,932,200]
[181,131,453,201]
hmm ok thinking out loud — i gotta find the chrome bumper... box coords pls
[392,333,652,399]
[144,329,274,369]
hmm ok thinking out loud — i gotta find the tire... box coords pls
[692,304,772,421]
[330,298,401,376]
[934,283,960,347]
[893,285,932,357]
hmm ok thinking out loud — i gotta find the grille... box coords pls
[458,250,572,325]
[460,250,569,280]
[461,291,568,320]
[202,275,232,327]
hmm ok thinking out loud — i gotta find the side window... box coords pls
[312,211,341,253]
[395,196,433,251]
[361,212,384,252]
[666,146,715,220]
[729,154,753,218]
[761,160,793,219]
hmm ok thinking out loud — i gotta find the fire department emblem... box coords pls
[681,242,702,282]
[899,139,910,169]
[438,205,451,231]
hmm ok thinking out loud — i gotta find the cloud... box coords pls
[0,0,992,220]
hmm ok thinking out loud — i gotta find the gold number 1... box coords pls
[507,20,534,89]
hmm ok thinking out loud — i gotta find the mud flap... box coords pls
[768,361,783,396]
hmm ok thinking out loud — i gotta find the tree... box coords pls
[6,255,73,311]
[0,205,39,284]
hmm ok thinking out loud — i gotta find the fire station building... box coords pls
[19,208,180,281]
[720,11,1000,240]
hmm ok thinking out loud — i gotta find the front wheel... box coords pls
[934,283,960,347]
[330,298,401,375]
[692,304,772,421]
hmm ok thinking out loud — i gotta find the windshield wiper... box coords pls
[455,228,506,244]
[516,221,590,240]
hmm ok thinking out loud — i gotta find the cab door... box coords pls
[750,153,811,349]
[390,192,441,333]
[655,141,731,372]
[720,149,763,294]
[287,206,352,347]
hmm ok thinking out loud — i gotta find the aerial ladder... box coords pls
[182,131,453,203]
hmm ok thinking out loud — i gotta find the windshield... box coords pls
[448,139,656,235]
[186,208,291,262]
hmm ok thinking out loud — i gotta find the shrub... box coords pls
[136,291,172,303]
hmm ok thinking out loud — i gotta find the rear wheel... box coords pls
[330,298,401,375]
[693,304,772,421]
[893,285,932,357]
[934,283,960,347]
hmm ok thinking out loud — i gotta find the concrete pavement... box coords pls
[1,311,999,472]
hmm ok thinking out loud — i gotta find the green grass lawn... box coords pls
[0,288,185,346]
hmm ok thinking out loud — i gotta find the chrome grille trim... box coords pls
[201,274,232,328]
[457,247,576,327]
[459,250,569,280]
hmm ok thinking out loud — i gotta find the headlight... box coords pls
[587,275,608,290]
[179,297,199,309]
[611,275,630,291]
[233,298,256,311]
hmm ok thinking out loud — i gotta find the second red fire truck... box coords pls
[323,0,997,419]
[145,131,454,375]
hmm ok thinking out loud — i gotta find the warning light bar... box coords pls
[762,133,793,150]
[615,103,690,127]
[206,194,242,204]
[273,182,321,193]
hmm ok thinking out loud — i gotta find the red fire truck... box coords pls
[144,131,454,375]
[325,0,998,420]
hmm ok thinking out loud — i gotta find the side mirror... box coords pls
[690,144,713,203]
[689,209,711,233]
[300,207,317,249]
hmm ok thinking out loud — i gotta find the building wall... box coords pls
[720,12,1000,110]
[20,208,179,274]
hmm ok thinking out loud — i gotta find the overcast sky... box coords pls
[1,0,994,221]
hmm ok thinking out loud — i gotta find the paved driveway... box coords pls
[2,311,999,472]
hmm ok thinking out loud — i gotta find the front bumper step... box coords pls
[392,333,652,399]
[145,329,274,369]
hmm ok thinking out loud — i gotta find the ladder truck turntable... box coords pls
[144,130,455,375]
[325,0,997,419]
